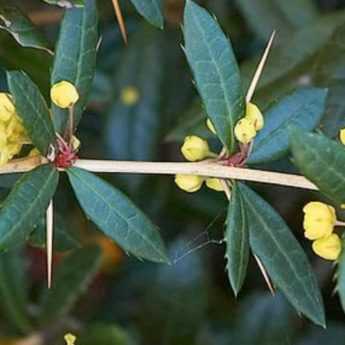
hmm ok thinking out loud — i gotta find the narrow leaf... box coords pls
[7,71,56,155]
[238,183,325,327]
[225,182,249,296]
[67,168,169,263]
[289,127,345,205]
[183,0,245,152]
[130,0,164,28]
[248,88,327,165]
[51,0,98,132]
[0,5,52,53]
[39,245,101,323]
[0,165,59,250]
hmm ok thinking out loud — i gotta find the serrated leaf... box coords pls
[29,215,79,252]
[248,88,327,165]
[51,0,98,132]
[42,0,84,8]
[0,165,59,250]
[7,71,56,155]
[183,0,245,153]
[234,0,318,41]
[289,127,345,205]
[336,235,345,314]
[0,247,32,333]
[225,182,249,296]
[39,245,101,323]
[238,183,325,327]
[130,0,164,28]
[67,168,169,263]
[0,5,52,53]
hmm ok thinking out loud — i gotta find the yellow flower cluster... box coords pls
[175,135,223,193]
[234,102,264,144]
[0,93,29,166]
[303,202,342,261]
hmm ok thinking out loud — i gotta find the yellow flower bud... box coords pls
[175,174,204,193]
[312,233,342,261]
[64,333,76,345]
[245,102,264,131]
[181,135,210,162]
[206,178,223,192]
[234,118,257,144]
[206,119,216,134]
[303,202,336,240]
[0,93,15,122]
[120,86,140,106]
[51,81,79,108]
[340,128,345,145]
[71,135,81,151]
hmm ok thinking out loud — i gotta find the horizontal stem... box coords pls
[74,159,317,191]
[0,157,317,191]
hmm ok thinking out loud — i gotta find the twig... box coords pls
[111,0,128,44]
[0,158,317,191]
[46,201,54,289]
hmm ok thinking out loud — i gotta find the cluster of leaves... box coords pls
[1,0,345,343]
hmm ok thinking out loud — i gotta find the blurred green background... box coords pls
[1,0,345,344]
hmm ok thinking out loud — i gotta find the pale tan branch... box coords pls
[0,158,317,191]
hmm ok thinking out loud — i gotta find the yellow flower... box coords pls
[0,147,9,167]
[340,128,345,145]
[120,86,140,106]
[64,333,77,345]
[0,93,15,122]
[206,178,223,192]
[206,118,216,134]
[303,201,336,240]
[175,174,204,193]
[312,233,342,261]
[234,118,257,144]
[246,102,264,131]
[51,81,79,108]
[181,135,210,161]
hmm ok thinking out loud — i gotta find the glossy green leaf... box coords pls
[39,245,101,323]
[225,182,249,296]
[42,0,84,7]
[0,5,52,53]
[130,0,164,28]
[0,165,59,250]
[0,247,32,333]
[51,0,98,132]
[234,0,318,41]
[248,88,327,165]
[67,168,169,263]
[238,183,325,326]
[336,235,345,314]
[7,71,55,155]
[289,127,345,205]
[183,0,245,153]
[29,216,79,252]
